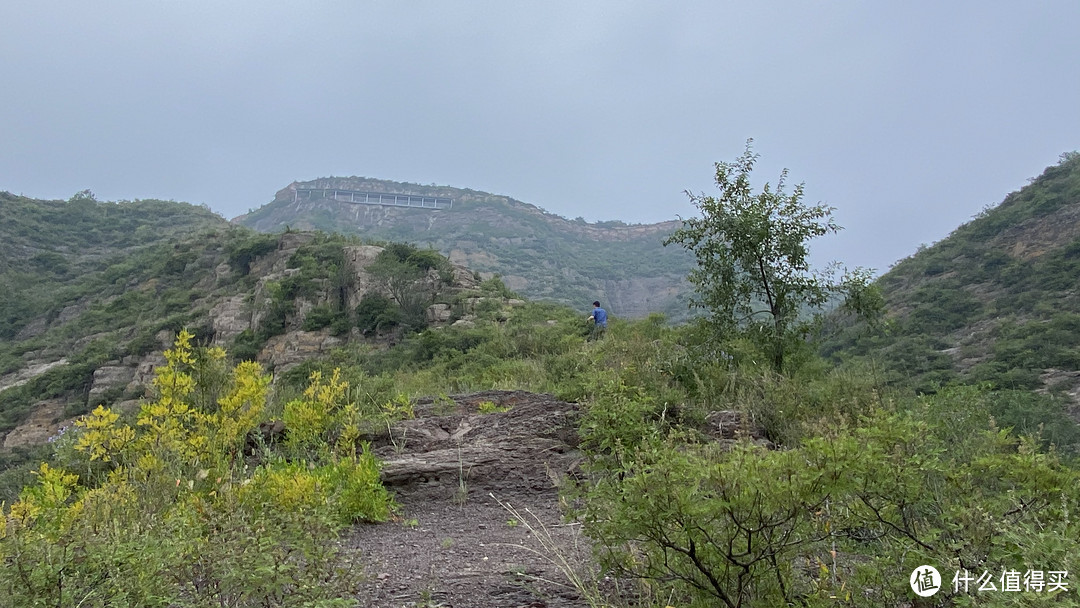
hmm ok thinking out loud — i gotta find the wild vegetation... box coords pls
[823,152,1080,394]
[6,287,1077,606]
[0,190,224,341]
[1,331,392,607]
[664,140,882,372]
[2,153,1080,606]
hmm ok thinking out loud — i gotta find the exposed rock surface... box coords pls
[1,235,489,446]
[88,365,136,406]
[353,390,588,608]
[209,295,251,342]
[14,317,48,340]
[128,353,167,397]
[0,359,69,394]
[3,399,66,448]
[343,245,386,309]
[234,177,695,320]
[257,330,345,373]
[370,390,581,496]
[426,303,453,324]
[352,389,767,607]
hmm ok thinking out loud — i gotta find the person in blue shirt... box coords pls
[587,301,608,340]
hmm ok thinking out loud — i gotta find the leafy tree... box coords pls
[367,243,453,331]
[664,141,880,371]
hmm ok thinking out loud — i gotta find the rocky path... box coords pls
[349,391,596,608]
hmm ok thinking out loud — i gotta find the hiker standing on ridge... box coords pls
[587,300,607,340]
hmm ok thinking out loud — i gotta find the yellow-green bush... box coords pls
[0,330,393,607]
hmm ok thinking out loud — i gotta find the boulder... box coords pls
[426,303,453,324]
[451,265,480,289]
[127,353,167,397]
[2,399,66,449]
[343,245,387,309]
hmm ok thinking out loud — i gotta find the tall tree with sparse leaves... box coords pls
[665,140,879,371]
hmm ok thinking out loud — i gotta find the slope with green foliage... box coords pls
[0,191,499,499]
[2,200,1078,604]
[5,165,1080,605]
[824,153,1080,402]
[0,190,228,341]
[1,331,392,607]
[234,177,695,319]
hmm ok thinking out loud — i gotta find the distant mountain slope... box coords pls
[0,191,228,340]
[825,153,1080,399]
[234,177,694,319]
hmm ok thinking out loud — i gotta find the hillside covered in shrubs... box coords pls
[3,155,1080,607]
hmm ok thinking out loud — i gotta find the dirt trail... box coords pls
[351,490,591,607]
[349,391,595,608]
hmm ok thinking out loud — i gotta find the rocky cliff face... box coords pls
[235,177,694,320]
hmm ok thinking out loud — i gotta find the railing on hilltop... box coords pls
[292,186,453,210]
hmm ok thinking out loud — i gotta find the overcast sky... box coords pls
[2,2,1077,273]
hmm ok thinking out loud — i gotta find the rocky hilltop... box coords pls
[234,177,694,319]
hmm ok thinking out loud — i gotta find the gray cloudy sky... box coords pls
[2,1,1077,273]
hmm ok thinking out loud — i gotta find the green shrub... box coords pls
[302,304,344,332]
[0,331,392,608]
[578,386,1080,607]
[226,232,279,275]
[355,293,401,333]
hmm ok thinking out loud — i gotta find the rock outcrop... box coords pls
[88,365,136,406]
[235,177,696,321]
[369,391,581,497]
[343,245,385,309]
[1,233,496,448]
[258,330,345,373]
[209,295,251,342]
[3,399,66,448]
[364,390,770,500]
[0,359,69,394]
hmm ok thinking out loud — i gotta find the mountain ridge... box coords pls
[234,176,695,319]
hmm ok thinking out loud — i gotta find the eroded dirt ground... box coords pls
[350,489,593,608]
[348,390,597,608]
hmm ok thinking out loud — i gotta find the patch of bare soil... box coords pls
[350,490,592,608]
[349,391,596,608]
